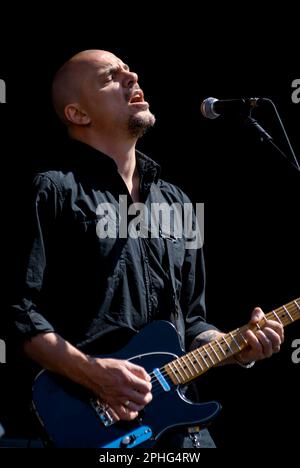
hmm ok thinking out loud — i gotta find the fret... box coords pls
[223,336,234,354]
[203,347,215,365]
[269,309,286,323]
[163,297,300,389]
[181,356,194,377]
[168,361,183,383]
[283,305,294,322]
[229,332,241,351]
[209,342,221,362]
[186,352,199,373]
[215,339,227,357]
[164,362,180,384]
[171,361,182,383]
[197,349,209,368]
[190,350,204,371]
[272,310,283,325]
[240,332,248,345]
[176,358,191,379]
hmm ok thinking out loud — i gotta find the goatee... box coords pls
[128,112,156,138]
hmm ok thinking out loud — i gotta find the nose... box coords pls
[123,70,138,88]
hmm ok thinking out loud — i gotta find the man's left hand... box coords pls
[236,307,284,365]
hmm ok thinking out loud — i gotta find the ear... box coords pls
[64,103,91,125]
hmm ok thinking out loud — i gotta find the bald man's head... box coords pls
[52,50,114,125]
[52,49,155,139]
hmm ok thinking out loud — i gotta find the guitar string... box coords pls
[146,302,300,393]
[118,301,300,401]
[109,301,300,405]
[116,302,300,399]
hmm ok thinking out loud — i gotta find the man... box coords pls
[10,50,284,447]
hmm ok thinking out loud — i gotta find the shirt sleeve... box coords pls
[9,174,63,343]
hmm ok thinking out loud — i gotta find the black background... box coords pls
[0,8,299,449]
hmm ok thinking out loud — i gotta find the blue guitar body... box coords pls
[32,321,221,448]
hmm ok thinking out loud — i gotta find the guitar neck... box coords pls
[165,297,300,386]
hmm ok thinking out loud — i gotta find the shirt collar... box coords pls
[68,138,161,184]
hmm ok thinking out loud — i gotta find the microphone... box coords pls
[200,97,265,119]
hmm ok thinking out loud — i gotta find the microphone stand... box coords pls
[243,100,300,173]
[0,422,4,439]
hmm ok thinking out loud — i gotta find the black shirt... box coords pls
[10,139,216,354]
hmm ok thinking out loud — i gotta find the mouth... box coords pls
[128,89,149,108]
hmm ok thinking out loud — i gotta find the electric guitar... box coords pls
[32,297,300,448]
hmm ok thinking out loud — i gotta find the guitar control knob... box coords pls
[120,436,132,447]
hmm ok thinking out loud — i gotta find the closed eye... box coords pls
[106,69,117,80]
[109,65,124,77]
[100,64,131,85]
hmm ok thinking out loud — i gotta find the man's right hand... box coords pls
[87,357,153,421]
[23,333,152,422]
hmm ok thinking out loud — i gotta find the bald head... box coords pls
[51,49,155,141]
[52,50,116,125]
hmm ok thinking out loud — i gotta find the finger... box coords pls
[264,320,284,342]
[256,330,273,358]
[244,329,264,359]
[103,401,140,422]
[125,371,152,395]
[125,361,152,382]
[263,327,282,350]
[116,405,139,421]
[125,388,153,406]
[122,389,152,408]
[125,400,145,412]
[250,307,265,324]
[101,384,152,408]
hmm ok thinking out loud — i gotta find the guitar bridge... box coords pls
[90,398,115,427]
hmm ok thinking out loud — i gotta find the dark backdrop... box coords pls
[0,13,299,448]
